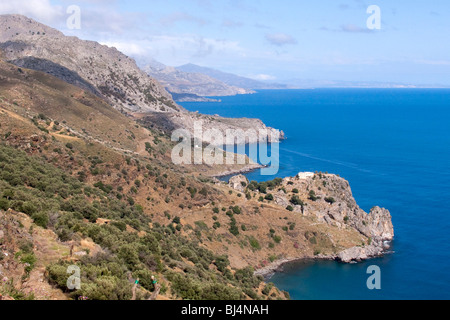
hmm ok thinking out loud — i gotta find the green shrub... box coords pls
[309,190,319,201]
[0,198,10,210]
[229,224,239,236]
[290,195,304,206]
[21,201,38,216]
[249,237,261,250]
[214,255,230,273]
[20,253,37,273]
[32,212,49,229]
[325,197,336,204]
[264,194,274,201]
[262,283,273,296]
[172,216,181,224]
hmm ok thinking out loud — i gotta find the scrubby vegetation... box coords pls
[247,178,283,194]
[0,144,267,300]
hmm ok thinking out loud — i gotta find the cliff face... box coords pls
[280,172,393,239]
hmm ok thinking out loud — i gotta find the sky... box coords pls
[1,0,449,85]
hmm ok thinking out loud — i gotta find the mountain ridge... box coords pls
[177,63,288,90]
[143,62,254,98]
[0,14,180,114]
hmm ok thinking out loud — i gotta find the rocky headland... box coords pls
[226,171,394,276]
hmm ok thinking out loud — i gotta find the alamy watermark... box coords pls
[367,5,381,30]
[171,121,280,175]
[366,265,381,290]
[67,265,81,290]
[66,5,81,30]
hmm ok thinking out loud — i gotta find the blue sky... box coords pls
[1,0,449,85]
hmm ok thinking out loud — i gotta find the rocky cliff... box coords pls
[230,171,394,266]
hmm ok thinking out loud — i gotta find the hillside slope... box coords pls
[0,14,284,144]
[0,14,179,113]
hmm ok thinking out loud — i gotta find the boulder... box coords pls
[297,172,315,180]
[228,175,249,193]
[337,245,385,263]
[274,192,290,208]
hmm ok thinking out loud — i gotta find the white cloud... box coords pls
[159,11,208,27]
[250,74,276,81]
[340,24,372,33]
[99,35,246,67]
[415,59,450,66]
[222,19,244,28]
[265,33,297,46]
[0,0,63,24]
[100,41,147,56]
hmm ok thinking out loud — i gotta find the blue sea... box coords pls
[180,89,450,300]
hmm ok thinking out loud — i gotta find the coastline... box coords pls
[254,256,334,279]
[255,242,394,279]
[211,163,266,179]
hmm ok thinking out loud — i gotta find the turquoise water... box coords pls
[180,89,450,300]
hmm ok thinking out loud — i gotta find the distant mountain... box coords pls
[143,62,254,99]
[277,78,450,89]
[176,63,288,90]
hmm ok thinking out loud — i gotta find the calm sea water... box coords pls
[180,89,450,300]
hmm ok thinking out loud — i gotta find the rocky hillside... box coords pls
[0,56,289,300]
[0,14,179,113]
[0,14,284,145]
[227,172,394,271]
[137,111,285,145]
[144,63,254,98]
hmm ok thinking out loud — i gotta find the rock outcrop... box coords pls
[138,111,285,145]
[247,171,394,264]
[336,245,383,263]
[228,175,249,192]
